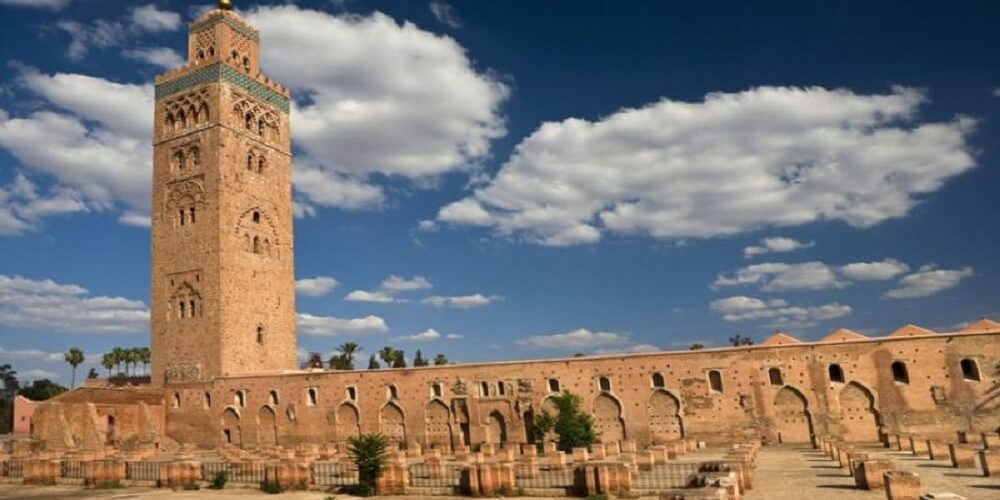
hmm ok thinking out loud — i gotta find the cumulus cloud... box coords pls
[0,274,149,334]
[244,5,509,212]
[420,294,502,309]
[0,346,64,363]
[54,5,181,60]
[710,295,852,326]
[0,0,71,8]
[884,265,974,299]
[129,4,181,33]
[381,275,432,292]
[429,1,462,28]
[122,47,184,69]
[714,261,847,291]
[344,290,402,303]
[296,313,389,336]
[743,237,813,258]
[436,86,976,246]
[295,276,339,297]
[839,258,910,281]
[0,68,153,226]
[395,328,443,341]
[21,369,60,381]
[515,329,631,350]
[0,174,87,235]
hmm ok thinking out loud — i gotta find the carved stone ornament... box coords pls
[452,378,468,395]
[930,386,947,404]
[164,361,203,384]
[166,178,205,208]
[517,378,533,393]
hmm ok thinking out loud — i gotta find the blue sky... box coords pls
[0,0,998,383]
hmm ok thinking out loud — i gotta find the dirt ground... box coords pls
[2,444,998,499]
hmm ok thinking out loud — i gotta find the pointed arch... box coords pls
[221,407,241,446]
[258,405,277,447]
[379,401,406,446]
[648,389,683,443]
[594,393,626,443]
[773,386,813,444]
[838,382,881,442]
[486,410,507,445]
[425,399,452,450]
[334,402,361,442]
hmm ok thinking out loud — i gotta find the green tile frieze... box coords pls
[155,63,289,113]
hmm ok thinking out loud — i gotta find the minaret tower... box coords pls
[150,1,296,385]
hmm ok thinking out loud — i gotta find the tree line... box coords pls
[305,342,450,371]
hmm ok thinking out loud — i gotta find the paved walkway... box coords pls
[746,444,1000,499]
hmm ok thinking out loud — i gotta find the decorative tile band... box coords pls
[189,15,260,42]
[155,63,289,114]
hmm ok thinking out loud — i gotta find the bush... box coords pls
[260,479,283,494]
[551,391,597,452]
[208,470,228,489]
[182,481,200,490]
[347,433,388,495]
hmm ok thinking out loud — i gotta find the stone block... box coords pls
[909,437,929,456]
[854,459,896,490]
[949,443,976,468]
[980,449,1000,477]
[927,441,950,461]
[572,447,589,463]
[884,470,921,500]
[983,433,1000,450]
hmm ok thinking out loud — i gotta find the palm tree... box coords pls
[64,347,85,388]
[433,354,448,366]
[392,350,406,368]
[101,353,115,377]
[413,350,427,367]
[729,335,753,346]
[111,347,125,376]
[379,346,396,367]
[336,342,361,369]
[367,355,380,370]
[138,347,151,375]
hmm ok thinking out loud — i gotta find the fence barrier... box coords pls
[311,461,359,487]
[125,461,160,482]
[408,463,464,489]
[60,460,85,479]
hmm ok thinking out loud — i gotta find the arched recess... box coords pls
[331,402,360,442]
[486,411,507,445]
[594,393,626,443]
[425,399,452,450]
[258,406,277,447]
[221,407,241,446]
[773,386,813,444]
[648,390,684,443]
[452,400,471,446]
[379,402,406,446]
[838,382,881,443]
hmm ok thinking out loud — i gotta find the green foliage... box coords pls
[728,335,753,346]
[64,347,84,388]
[367,354,380,370]
[329,355,354,370]
[526,410,555,444]
[689,343,705,350]
[413,350,428,367]
[347,433,388,494]
[20,379,67,401]
[551,391,596,452]
[433,353,448,365]
[87,368,99,379]
[392,350,406,368]
[379,346,396,366]
[260,479,283,494]
[208,470,228,489]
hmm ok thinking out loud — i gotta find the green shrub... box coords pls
[260,479,284,494]
[551,391,597,452]
[347,433,388,495]
[208,470,228,489]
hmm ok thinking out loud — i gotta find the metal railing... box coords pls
[126,461,160,481]
[60,460,85,479]
[311,462,359,487]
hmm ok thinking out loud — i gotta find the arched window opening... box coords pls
[708,370,724,393]
[189,300,195,317]
[480,381,489,397]
[307,387,318,406]
[243,56,250,71]
[498,382,506,396]
[264,238,271,256]
[347,386,357,401]
[203,392,212,409]
[165,113,175,131]
[268,390,278,406]
[174,151,185,171]
[198,103,209,122]
[768,367,784,386]
[548,379,560,393]
[651,373,665,388]
[178,301,186,319]
[829,364,845,383]
[176,110,186,130]
[388,385,398,400]
[258,157,266,173]
[599,376,611,392]
[258,118,266,137]
[235,390,246,408]
[197,49,205,61]
[189,147,200,166]
[172,392,181,408]
[891,361,909,384]
[207,46,215,57]
[432,383,442,398]
[256,326,264,345]
[247,153,255,171]
[245,113,254,130]
[960,358,981,381]
[189,207,195,224]
[252,211,260,223]
[178,209,186,226]
[187,106,197,126]
[252,236,260,254]
[230,50,238,61]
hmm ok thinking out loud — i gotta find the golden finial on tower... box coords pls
[219,0,233,10]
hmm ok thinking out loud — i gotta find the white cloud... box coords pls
[0,174,87,235]
[436,86,975,246]
[395,328,443,341]
[429,1,462,29]
[344,290,402,303]
[714,261,846,291]
[21,369,60,381]
[884,265,974,299]
[0,68,153,227]
[295,276,339,297]
[0,0,70,8]
[122,47,184,69]
[839,258,910,281]
[244,5,508,211]
[296,313,389,336]
[710,295,852,325]
[381,275,432,292]
[515,328,631,350]
[420,293,502,309]
[0,274,150,334]
[56,19,126,60]
[130,4,181,33]
[993,88,1000,98]
[743,237,813,258]
[445,333,464,339]
[0,346,63,363]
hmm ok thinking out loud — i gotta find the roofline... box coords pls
[217,328,1000,382]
